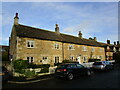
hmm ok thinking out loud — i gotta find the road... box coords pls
[2,64,120,89]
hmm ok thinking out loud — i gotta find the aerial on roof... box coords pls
[13,24,104,47]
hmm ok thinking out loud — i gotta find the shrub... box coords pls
[13,59,29,74]
[24,70,36,78]
[40,68,49,73]
[35,64,50,68]
[13,59,29,69]
[27,63,36,68]
[15,69,25,74]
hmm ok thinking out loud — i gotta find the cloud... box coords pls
[2,0,119,2]
[2,15,13,26]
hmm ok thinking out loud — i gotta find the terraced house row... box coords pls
[9,13,119,66]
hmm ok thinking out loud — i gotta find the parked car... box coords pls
[92,61,114,71]
[55,63,93,80]
[0,66,12,82]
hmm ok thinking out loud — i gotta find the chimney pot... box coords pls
[94,37,97,41]
[78,31,82,38]
[14,12,19,25]
[107,40,110,44]
[117,41,119,45]
[55,24,59,34]
[114,42,116,45]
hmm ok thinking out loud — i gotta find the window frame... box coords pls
[83,46,87,51]
[70,56,74,61]
[55,56,59,64]
[91,47,95,52]
[27,40,35,48]
[54,43,59,49]
[27,57,34,63]
[68,45,74,50]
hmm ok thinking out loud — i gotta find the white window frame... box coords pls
[42,56,48,61]
[54,43,59,49]
[27,40,35,48]
[55,56,60,64]
[91,47,95,52]
[99,56,102,59]
[83,56,87,62]
[100,48,103,52]
[69,45,74,50]
[27,57,34,63]
[70,56,74,61]
[83,46,87,51]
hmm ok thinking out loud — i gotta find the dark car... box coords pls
[0,66,12,82]
[92,61,114,71]
[55,63,93,80]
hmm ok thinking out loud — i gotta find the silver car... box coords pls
[92,61,114,70]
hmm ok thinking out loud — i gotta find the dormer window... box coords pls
[27,40,35,48]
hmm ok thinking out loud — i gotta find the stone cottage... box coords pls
[9,13,106,66]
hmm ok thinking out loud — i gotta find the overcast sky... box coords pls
[1,1,119,45]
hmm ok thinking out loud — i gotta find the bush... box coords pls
[24,70,36,78]
[35,64,50,68]
[13,59,29,70]
[15,69,25,74]
[40,68,49,73]
[27,63,36,68]
[13,59,29,74]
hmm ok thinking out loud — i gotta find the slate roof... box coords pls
[14,24,105,47]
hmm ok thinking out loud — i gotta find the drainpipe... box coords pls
[62,42,64,61]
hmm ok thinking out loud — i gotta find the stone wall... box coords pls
[14,37,105,65]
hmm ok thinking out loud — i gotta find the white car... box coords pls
[92,61,114,70]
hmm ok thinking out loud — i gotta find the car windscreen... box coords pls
[93,62,102,65]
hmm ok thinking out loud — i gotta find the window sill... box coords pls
[27,47,35,49]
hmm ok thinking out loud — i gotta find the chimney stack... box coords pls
[94,37,97,41]
[114,42,116,45]
[107,40,110,44]
[14,13,19,25]
[55,24,60,34]
[117,41,119,45]
[78,31,82,38]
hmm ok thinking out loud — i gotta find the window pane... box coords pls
[55,57,59,63]
[27,42,30,47]
[31,57,33,60]
[27,57,29,60]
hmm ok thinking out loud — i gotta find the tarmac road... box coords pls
[2,64,120,89]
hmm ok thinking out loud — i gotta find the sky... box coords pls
[1,0,119,45]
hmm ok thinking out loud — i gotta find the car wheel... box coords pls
[67,73,74,80]
[87,70,91,76]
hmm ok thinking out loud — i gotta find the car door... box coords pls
[68,64,78,76]
[76,64,86,76]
